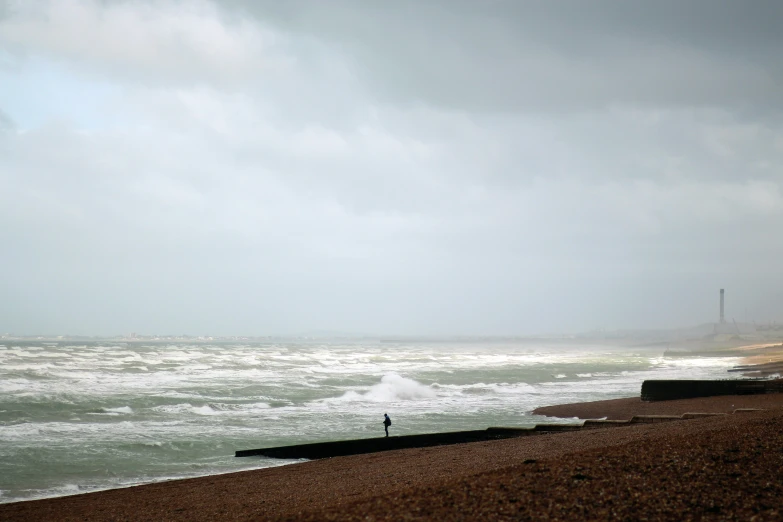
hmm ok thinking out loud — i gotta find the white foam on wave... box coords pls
[483,382,537,394]
[193,405,217,416]
[0,380,34,393]
[102,406,133,415]
[151,402,271,416]
[436,382,537,396]
[331,373,436,403]
[0,423,43,441]
[56,484,82,495]
[660,356,742,369]
[152,403,213,416]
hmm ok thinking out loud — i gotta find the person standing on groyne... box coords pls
[383,413,392,437]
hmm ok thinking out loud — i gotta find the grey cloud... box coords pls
[0,108,14,130]
[0,0,291,89]
[1,1,783,335]
[228,0,783,113]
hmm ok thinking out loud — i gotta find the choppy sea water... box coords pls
[0,340,738,504]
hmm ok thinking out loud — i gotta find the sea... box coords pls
[0,339,739,504]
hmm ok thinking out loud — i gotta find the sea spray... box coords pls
[331,373,436,402]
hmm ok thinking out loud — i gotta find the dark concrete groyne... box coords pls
[235,410,762,460]
[236,428,530,459]
[641,379,783,401]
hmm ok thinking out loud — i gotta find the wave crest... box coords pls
[337,373,436,403]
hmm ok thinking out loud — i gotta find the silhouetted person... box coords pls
[383,413,391,437]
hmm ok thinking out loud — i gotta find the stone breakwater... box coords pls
[640,378,783,401]
[532,392,783,420]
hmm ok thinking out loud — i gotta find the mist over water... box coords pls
[0,340,738,503]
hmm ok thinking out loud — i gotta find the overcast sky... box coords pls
[1,0,782,336]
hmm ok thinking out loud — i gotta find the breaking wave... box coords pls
[333,374,437,403]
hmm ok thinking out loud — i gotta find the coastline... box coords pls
[4,343,783,520]
[3,392,783,521]
[736,342,783,377]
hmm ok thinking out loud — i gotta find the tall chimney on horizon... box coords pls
[720,288,725,324]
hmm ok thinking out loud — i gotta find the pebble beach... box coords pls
[2,393,782,521]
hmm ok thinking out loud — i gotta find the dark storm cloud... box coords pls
[226,0,783,112]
